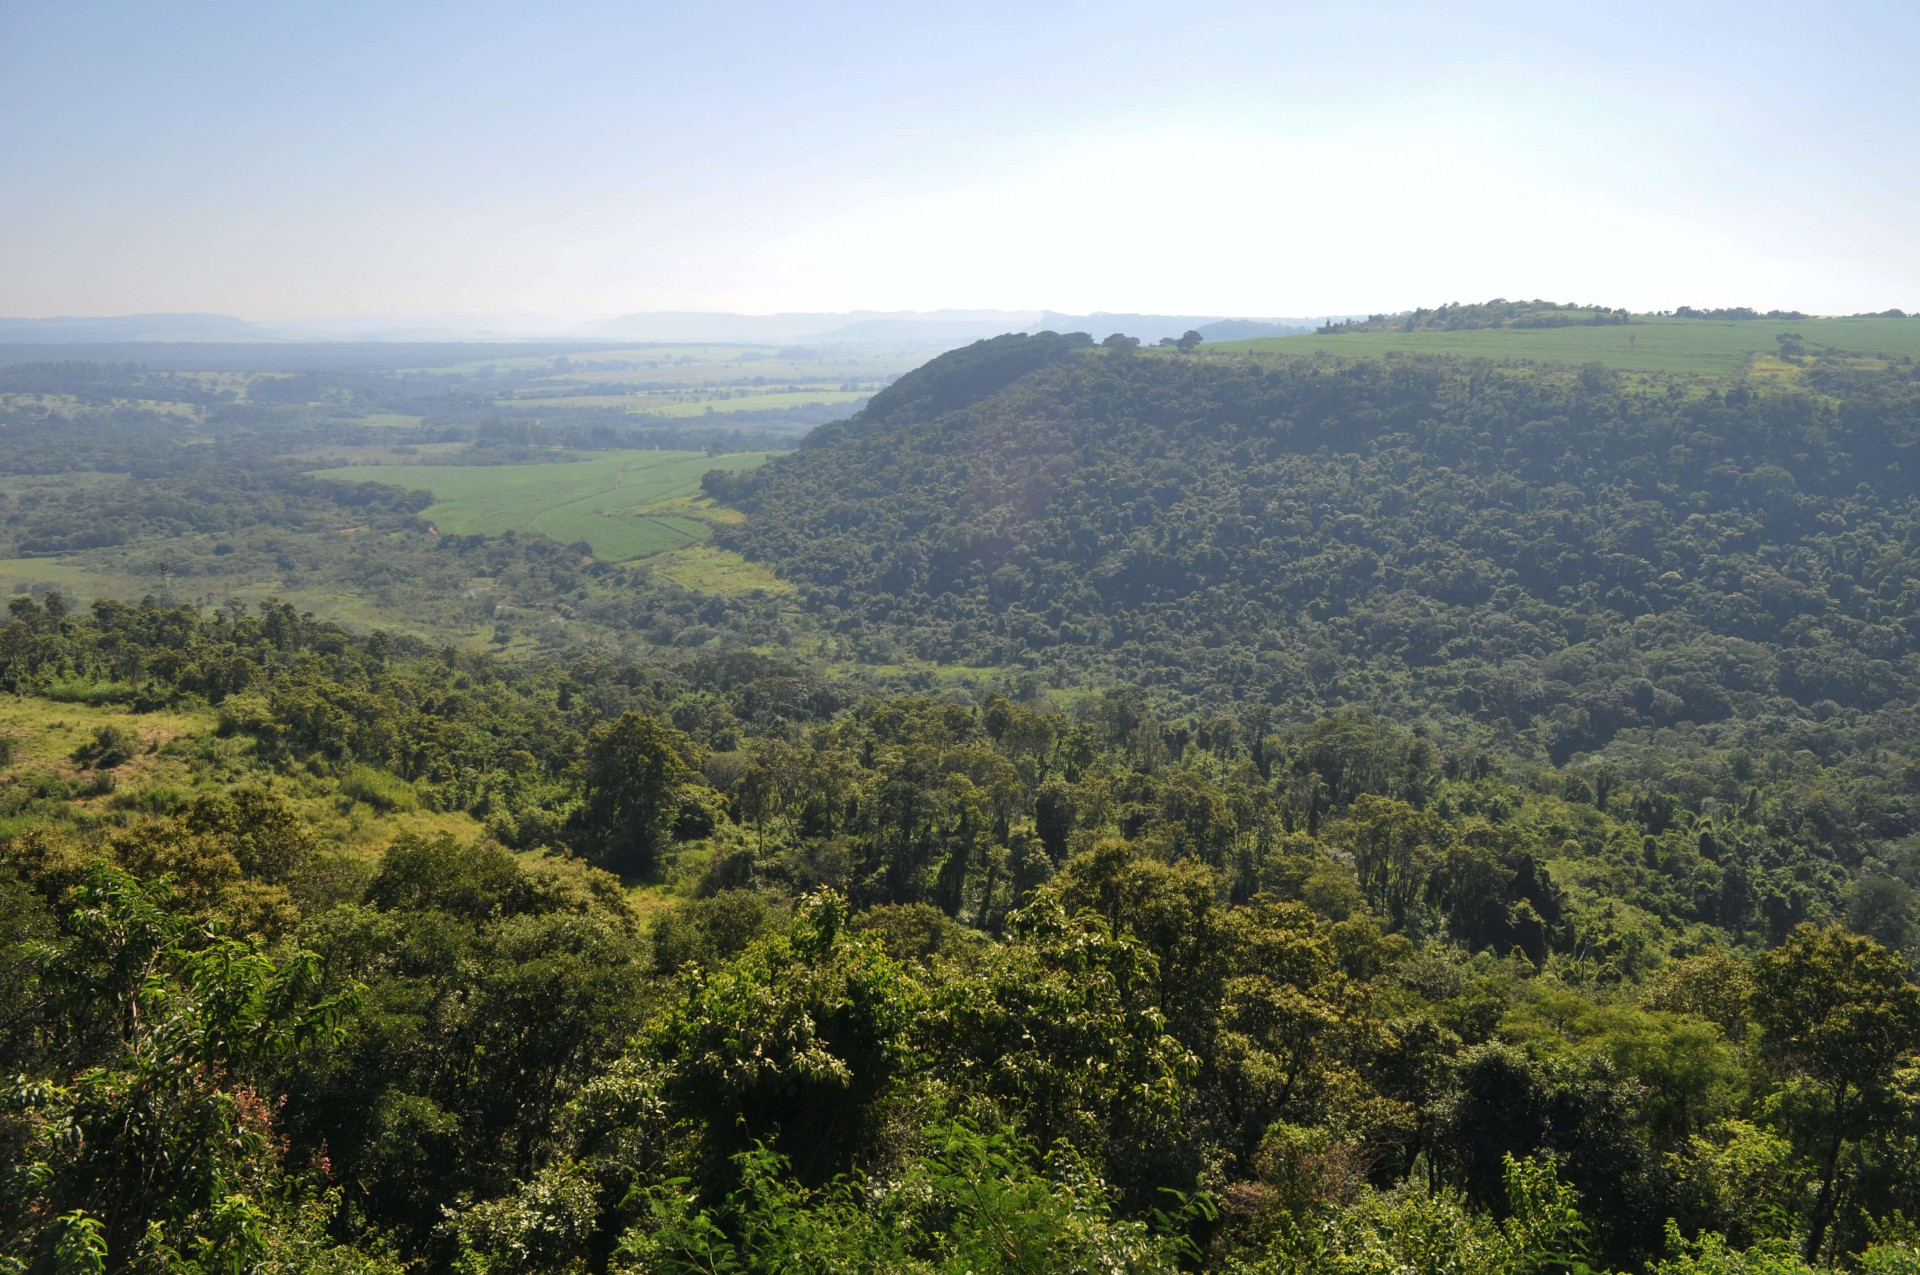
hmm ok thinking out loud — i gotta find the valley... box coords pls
[4,313,1920,1275]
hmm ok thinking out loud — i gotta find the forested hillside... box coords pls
[5,332,1920,1273]
[721,335,1920,761]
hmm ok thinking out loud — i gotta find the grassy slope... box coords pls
[648,543,795,596]
[0,694,481,853]
[310,449,772,560]
[0,557,472,646]
[1213,315,1920,373]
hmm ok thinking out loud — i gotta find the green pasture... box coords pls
[641,389,867,416]
[0,556,448,641]
[309,449,772,560]
[542,364,893,387]
[1213,315,1920,374]
[500,388,867,416]
[545,367,836,385]
[1,393,200,418]
[0,557,150,603]
[649,544,794,596]
[408,342,922,390]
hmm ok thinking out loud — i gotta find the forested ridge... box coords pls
[719,335,1920,753]
[4,333,1920,1273]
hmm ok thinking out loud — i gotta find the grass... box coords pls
[1212,315,1920,375]
[644,390,866,416]
[308,449,774,560]
[0,565,410,638]
[0,696,208,778]
[7,556,509,646]
[287,441,472,466]
[0,692,483,854]
[0,558,153,600]
[405,346,759,375]
[406,342,925,390]
[649,544,795,596]
[0,395,201,418]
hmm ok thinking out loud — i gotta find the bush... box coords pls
[650,889,771,974]
[45,678,134,706]
[72,723,137,769]
[338,764,418,812]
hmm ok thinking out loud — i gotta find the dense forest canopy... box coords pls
[720,334,1920,763]
[3,322,1920,1274]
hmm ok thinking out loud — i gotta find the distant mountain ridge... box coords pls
[0,310,1324,346]
[0,313,270,343]
[586,309,1320,345]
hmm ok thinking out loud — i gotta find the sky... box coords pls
[3,0,1917,321]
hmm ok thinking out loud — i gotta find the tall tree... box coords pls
[576,711,702,875]
[1751,924,1920,1260]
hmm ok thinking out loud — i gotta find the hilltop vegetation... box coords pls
[1219,311,1920,374]
[1320,299,1634,332]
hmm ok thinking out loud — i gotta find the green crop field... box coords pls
[1213,315,1920,374]
[310,449,772,560]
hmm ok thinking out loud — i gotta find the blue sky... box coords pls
[3,0,1916,319]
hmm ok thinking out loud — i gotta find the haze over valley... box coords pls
[4,4,1920,1274]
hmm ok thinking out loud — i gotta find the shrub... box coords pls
[338,764,418,812]
[73,723,137,769]
[45,678,135,706]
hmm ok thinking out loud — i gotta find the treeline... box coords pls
[0,361,239,405]
[0,471,432,557]
[467,413,812,455]
[3,595,1920,1271]
[0,355,838,450]
[1318,301,1634,333]
[1672,307,1813,321]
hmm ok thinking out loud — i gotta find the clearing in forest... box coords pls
[311,449,771,560]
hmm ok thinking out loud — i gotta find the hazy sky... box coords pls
[4,0,1916,320]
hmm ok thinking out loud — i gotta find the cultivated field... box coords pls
[1214,315,1920,374]
[310,449,772,560]
[498,389,870,416]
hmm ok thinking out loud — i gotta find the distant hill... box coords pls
[586,309,1044,345]
[1195,318,1313,341]
[0,340,647,372]
[0,309,1327,349]
[717,331,1920,760]
[0,312,269,343]
[587,309,1324,346]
